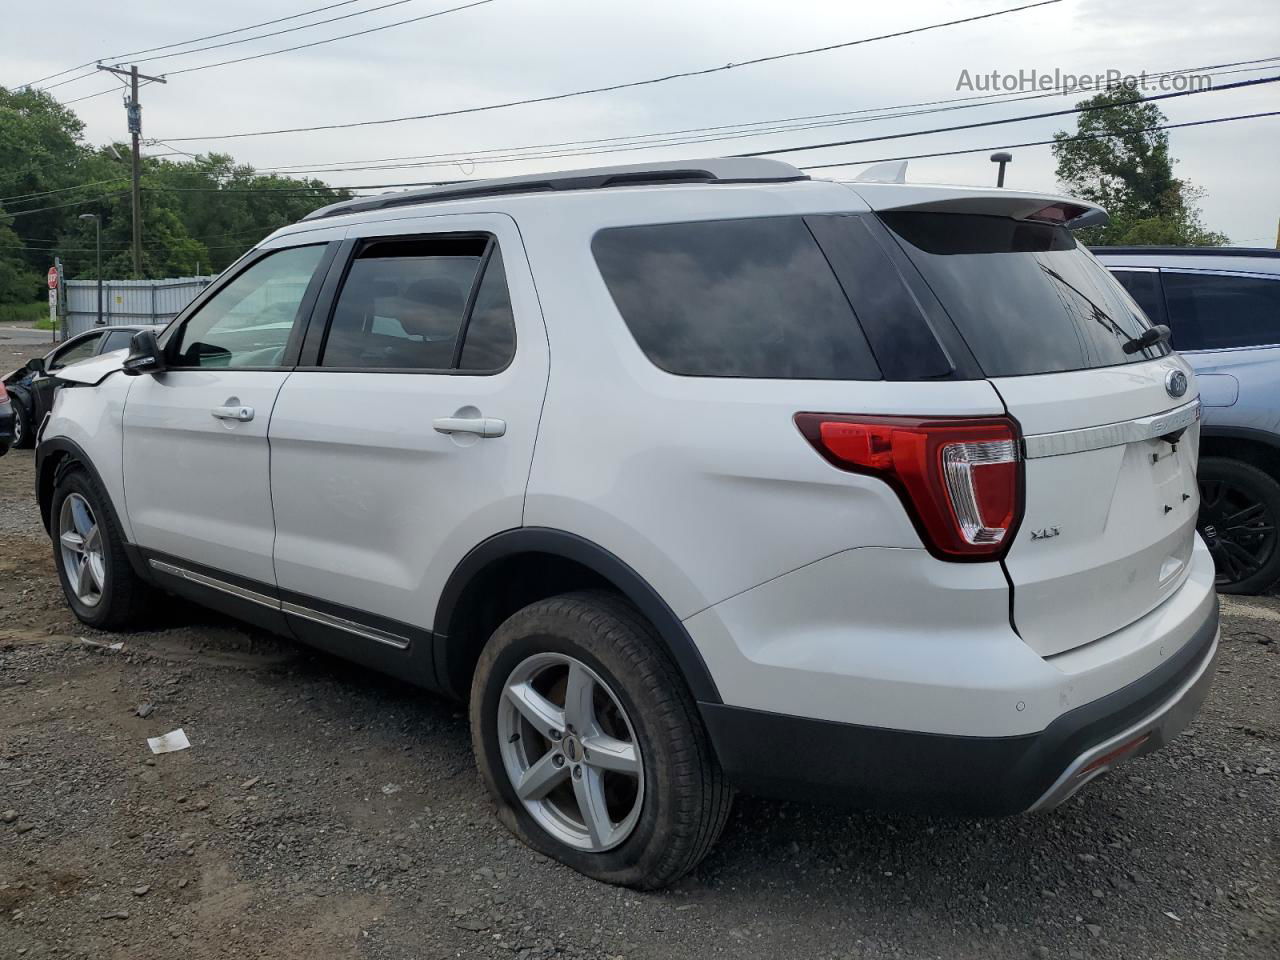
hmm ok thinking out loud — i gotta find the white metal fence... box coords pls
[65,276,214,338]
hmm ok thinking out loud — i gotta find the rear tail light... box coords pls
[0,382,8,402]
[795,413,1023,560]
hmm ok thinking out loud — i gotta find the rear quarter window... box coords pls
[592,217,880,380]
[882,212,1168,377]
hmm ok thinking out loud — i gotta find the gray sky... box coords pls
[6,0,1279,242]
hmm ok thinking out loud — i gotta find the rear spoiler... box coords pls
[842,182,1109,230]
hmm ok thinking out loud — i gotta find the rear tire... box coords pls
[470,590,733,889]
[11,397,33,449]
[1198,456,1280,595]
[51,465,156,630]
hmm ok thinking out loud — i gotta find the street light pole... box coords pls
[78,214,103,325]
[990,151,1013,188]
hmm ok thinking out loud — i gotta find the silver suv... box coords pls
[1096,246,1280,594]
[35,161,1220,888]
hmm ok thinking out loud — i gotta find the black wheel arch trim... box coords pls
[1198,425,1280,450]
[36,437,153,583]
[433,527,723,704]
[1198,427,1280,468]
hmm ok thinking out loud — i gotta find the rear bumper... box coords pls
[699,601,1219,816]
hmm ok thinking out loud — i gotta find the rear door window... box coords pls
[1161,271,1280,351]
[458,248,517,371]
[881,212,1169,377]
[320,235,515,372]
[592,217,880,380]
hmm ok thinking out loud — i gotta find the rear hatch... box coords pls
[875,204,1200,657]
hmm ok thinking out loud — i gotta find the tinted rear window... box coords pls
[1161,271,1280,351]
[592,217,880,380]
[882,212,1169,377]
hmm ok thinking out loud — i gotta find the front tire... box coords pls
[51,465,155,630]
[1198,456,1280,595]
[470,591,733,889]
[11,397,33,449]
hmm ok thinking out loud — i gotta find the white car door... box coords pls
[122,238,340,594]
[267,213,548,663]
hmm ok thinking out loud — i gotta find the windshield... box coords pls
[881,212,1170,377]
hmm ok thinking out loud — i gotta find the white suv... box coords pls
[38,159,1219,889]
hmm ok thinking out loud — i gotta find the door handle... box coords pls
[433,416,506,438]
[211,405,255,423]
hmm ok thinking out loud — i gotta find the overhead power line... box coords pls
[161,0,1063,141]
[246,57,1280,177]
[15,0,383,88]
[802,110,1280,170]
[30,0,490,98]
[0,240,260,254]
[6,191,133,216]
[120,108,1280,195]
[29,61,1276,204]
[62,79,158,107]
[14,229,264,246]
[1,177,131,205]
[166,0,496,77]
[133,0,426,66]
[736,74,1280,159]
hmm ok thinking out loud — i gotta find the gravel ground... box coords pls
[1,341,1277,959]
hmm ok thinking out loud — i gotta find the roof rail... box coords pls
[1090,245,1280,259]
[301,158,809,221]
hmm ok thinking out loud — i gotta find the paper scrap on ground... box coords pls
[147,729,191,754]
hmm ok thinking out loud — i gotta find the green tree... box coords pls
[0,87,92,302]
[1052,86,1226,246]
[0,86,354,305]
[0,212,41,305]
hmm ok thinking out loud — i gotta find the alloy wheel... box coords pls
[497,652,644,852]
[1199,478,1277,588]
[11,408,22,446]
[59,493,106,608]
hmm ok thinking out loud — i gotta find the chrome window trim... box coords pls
[1022,398,1201,460]
[1159,267,1280,281]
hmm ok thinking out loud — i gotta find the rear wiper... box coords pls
[1122,323,1171,355]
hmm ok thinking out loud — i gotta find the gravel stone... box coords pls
[0,342,1276,960]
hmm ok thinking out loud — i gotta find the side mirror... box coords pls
[122,330,166,377]
[26,357,46,375]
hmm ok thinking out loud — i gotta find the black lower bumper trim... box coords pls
[699,601,1219,816]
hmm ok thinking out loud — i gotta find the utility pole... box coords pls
[96,64,166,278]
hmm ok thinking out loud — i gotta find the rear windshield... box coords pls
[592,217,880,380]
[881,212,1170,377]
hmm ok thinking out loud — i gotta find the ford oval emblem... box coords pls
[1165,369,1188,399]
